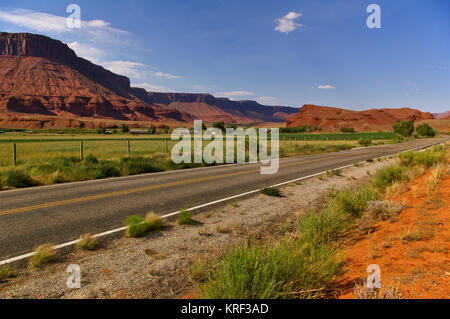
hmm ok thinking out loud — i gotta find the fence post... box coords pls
[80,141,84,161]
[127,140,131,156]
[165,138,168,154]
[12,142,16,166]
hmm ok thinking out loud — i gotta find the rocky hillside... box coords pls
[131,89,297,124]
[0,32,297,128]
[286,105,434,132]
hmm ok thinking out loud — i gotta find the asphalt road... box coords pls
[0,137,447,261]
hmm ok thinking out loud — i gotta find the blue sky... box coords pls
[0,0,449,112]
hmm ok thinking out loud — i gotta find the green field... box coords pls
[0,131,400,189]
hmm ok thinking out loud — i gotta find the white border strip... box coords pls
[0,139,446,266]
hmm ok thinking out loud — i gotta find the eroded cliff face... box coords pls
[286,105,435,132]
[131,89,298,124]
[0,32,131,96]
[0,33,184,123]
[0,32,298,127]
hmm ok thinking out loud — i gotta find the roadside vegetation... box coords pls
[0,128,431,190]
[124,212,165,238]
[30,244,56,269]
[197,143,449,299]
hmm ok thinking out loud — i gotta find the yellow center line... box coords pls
[0,155,349,217]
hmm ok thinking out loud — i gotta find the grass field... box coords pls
[0,131,400,189]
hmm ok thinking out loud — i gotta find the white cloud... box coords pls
[256,96,279,105]
[102,61,151,79]
[0,8,129,42]
[154,71,182,79]
[275,11,302,34]
[68,41,105,64]
[217,91,255,99]
[318,85,336,89]
[134,83,173,92]
[102,61,182,83]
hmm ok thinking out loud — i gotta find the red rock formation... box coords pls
[131,90,298,124]
[433,110,450,119]
[0,32,298,128]
[286,105,435,132]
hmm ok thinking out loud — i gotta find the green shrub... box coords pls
[124,215,148,238]
[358,138,372,147]
[372,165,408,191]
[202,239,342,299]
[261,187,282,197]
[298,208,349,245]
[144,212,164,231]
[340,127,355,133]
[416,123,436,137]
[121,124,130,133]
[0,265,14,281]
[93,162,121,179]
[85,154,99,164]
[177,209,193,225]
[393,120,414,137]
[6,169,35,188]
[398,149,447,168]
[329,186,379,217]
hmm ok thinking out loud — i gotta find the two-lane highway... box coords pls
[0,137,447,261]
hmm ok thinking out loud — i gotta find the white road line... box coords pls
[0,139,446,266]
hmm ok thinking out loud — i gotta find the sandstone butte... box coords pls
[286,104,436,132]
[0,32,298,129]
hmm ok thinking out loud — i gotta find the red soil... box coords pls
[286,105,434,132]
[336,172,450,299]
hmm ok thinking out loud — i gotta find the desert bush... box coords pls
[190,257,216,282]
[6,169,35,188]
[124,215,148,238]
[30,244,56,268]
[144,212,165,231]
[92,161,121,179]
[85,154,99,164]
[398,149,447,168]
[358,138,372,147]
[372,165,408,191]
[416,123,436,137]
[367,200,405,221]
[297,208,349,245]
[261,187,282,197]
[77,234,97,251]
[177,209,193,225]
[0,265,14,281]
[201,239,341,299]
[329,186,379,217]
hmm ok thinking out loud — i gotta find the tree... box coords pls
[148,125,157,134]
[121,124,130,133]
[416,123,436,137]
[393,120,414,138]
[212,121,225,131]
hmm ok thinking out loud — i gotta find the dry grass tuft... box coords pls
[30,244,56,268]
[77,234,97,251]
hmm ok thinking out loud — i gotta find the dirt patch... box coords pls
[0,160,395,299]
[335,170,450,299]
